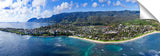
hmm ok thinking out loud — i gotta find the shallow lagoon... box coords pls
[0,23,160,56]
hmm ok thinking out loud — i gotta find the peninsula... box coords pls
[0,19,160,43]
[1,11,160,43]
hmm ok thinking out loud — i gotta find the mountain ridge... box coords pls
[28,10,139,25]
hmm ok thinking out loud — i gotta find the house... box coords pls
[105,31,118,34]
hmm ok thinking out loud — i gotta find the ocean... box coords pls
[0,22,159,56]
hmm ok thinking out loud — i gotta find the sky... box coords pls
[0,0,139,22]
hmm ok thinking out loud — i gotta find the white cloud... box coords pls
[92,2,98,8]
[22,0,30,5]
[0,0,12,9]
[107,0,111,6]
[99,0,107,3]
[32,0,46,8]
[41,10,53,18]
[53,1,73,14]
[113,1,127,7]
[76,3,79,8]
[0,0,53,22]
[0,0,32,22]
[114,1,121,6]
[0,7,31,22]
[52,0,58,2]
[102,4,105,7]
[32,6,41,19]
[82,3,88,7]
[126,0,137,3]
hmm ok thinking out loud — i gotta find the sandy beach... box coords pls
[69,31,160,44]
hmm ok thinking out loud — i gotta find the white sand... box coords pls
[69,31,160,44]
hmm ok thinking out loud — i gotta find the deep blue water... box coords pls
[0,23,160,56]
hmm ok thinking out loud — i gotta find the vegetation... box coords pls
[2,10,160,41]
[28,10,139,26]
[1,19,160,41]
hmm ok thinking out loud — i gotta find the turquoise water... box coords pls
[0,23,160,56]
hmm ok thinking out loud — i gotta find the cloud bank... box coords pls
[0,0,138,22]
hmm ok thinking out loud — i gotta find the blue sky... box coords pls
[0,0,139,22]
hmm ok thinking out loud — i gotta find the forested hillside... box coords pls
[28,10,139,25]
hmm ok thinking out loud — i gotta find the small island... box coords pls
[1,19,160,43]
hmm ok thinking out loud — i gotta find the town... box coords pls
[0,23,154,41]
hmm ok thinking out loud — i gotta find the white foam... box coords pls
[123,53,127,56]
[139,52,144,55]
[54,43,62,47]
[22,35,31,40]
[148,50,160,56]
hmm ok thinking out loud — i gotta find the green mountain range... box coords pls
[28,10,139,25]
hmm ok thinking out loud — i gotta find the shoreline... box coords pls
[1,30,159,44]
[69,31,160,44]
